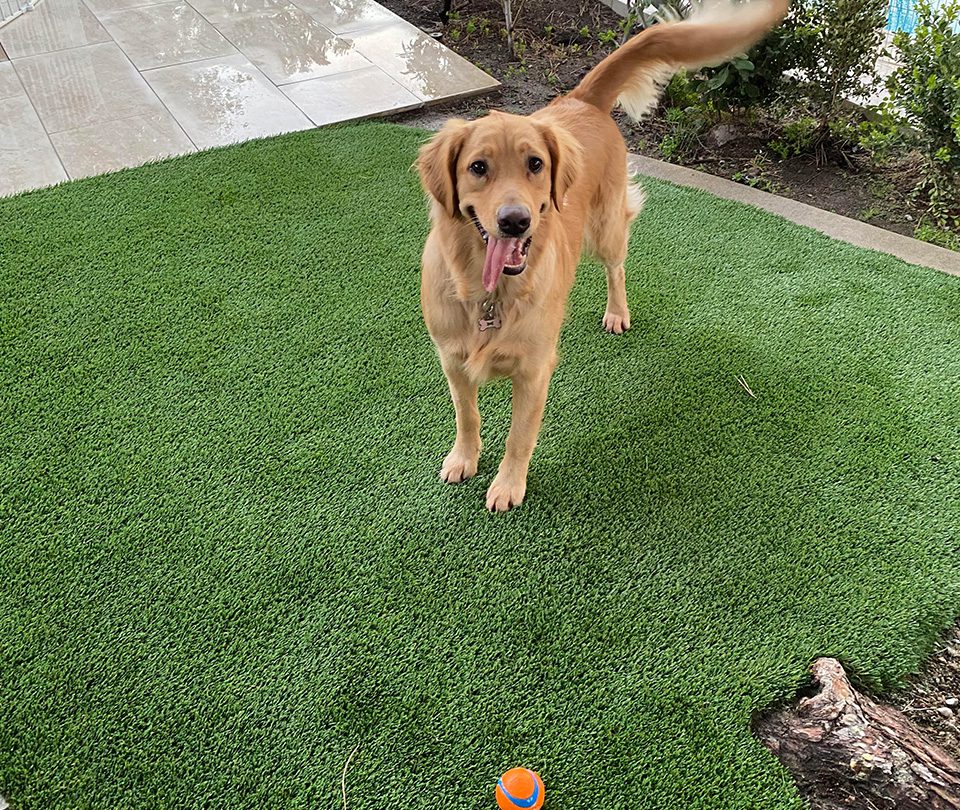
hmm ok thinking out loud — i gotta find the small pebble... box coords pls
[946,647,960,658]
[946,697,959,708]
[936,707,954,719]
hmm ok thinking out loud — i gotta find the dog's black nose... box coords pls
[497,205,531,237]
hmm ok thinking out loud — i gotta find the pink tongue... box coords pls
[482,237,524,292]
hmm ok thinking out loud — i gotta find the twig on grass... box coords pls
[341,743,360,810]
[736,374,756,399]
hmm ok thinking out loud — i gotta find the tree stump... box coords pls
[755,657,960,809]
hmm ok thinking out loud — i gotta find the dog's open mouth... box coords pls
[469,207,532,292]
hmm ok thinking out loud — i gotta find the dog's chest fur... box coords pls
[421,225,569,383]
[436,293,538,381]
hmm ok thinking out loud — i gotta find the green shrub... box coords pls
[915,222,960,249]
[694,0,884,130]
[652,0,894,170]
[856,115,908,159]
[658,105,708,161]
[798,0,888,124]
[663,71,701,110]
[767,113,897,161]
[886,0,960,225]
[769,116,819,158]
[825,117,865,151]
[597,27,619,44]
[695,10,809,110]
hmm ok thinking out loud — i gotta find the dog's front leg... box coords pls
[440,359,482,483]
[486,367,553,512]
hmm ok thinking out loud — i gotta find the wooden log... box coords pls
[755,657,960,809]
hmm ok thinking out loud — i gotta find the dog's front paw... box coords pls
[485,472,526,512]
[602,309,631,335]
[441,447,479,483]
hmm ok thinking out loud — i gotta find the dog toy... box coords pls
[495,768,544,809]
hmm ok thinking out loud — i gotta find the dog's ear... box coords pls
[536,123,582,211]
[416,119,469,218]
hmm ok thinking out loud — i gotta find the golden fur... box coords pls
[417,0,788,511]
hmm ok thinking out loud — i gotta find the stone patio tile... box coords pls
[189,0,370,85]
[51,110,195,178]
[291,0,401,33]
[281,64,419,125]
[0,89,68,196]
[82,0,168,17]
[13,41,164,133]
[142,53,312,148]
[0,0,110,59]
[346,18,497,102]
[99,2,236,70]
[0,60,20,97]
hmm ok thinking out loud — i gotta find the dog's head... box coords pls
[416,112,581,292]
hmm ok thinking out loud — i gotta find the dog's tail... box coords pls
[568,0,788,120]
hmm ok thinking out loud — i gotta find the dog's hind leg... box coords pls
[588,170,645,335]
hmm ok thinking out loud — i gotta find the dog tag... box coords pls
[479,298,501,331]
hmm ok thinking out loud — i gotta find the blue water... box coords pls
[887,0,918,31]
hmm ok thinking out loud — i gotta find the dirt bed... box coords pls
[892,623,960,763]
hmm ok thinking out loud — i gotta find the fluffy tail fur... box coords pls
[568,0,789,120]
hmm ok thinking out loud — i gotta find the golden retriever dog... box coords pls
[417,0,788,511]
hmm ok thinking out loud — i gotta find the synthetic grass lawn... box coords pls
[1,122,959,810]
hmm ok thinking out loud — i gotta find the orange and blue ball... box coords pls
[495,768,545,810]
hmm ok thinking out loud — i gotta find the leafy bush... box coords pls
[662,71,701,110]
[697,55,764,107]
[856,114,909,159]
[797,0,888,124]
[693,0,884,137]
[886,0,960,225]
[695,11,809,109]
[768,116,819,158]
[915,221,960,249]
[658,105,709,160]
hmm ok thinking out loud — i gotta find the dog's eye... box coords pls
[528,156,544,174]
[469,160,487,177]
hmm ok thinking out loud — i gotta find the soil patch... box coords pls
[892,621,960,762]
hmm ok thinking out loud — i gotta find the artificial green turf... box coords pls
[1,122,958,810]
